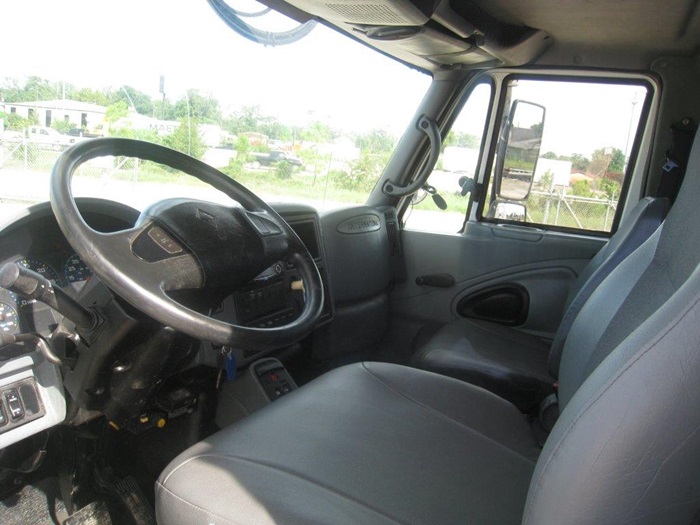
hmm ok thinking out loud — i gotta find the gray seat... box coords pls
[413,196,668,410]
[156,142,700,523]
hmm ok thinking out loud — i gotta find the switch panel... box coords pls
[253,360,298,401]
[0,378,45,435]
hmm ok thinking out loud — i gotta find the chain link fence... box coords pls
[526,189,617,232]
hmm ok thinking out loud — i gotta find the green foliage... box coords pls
[589,147,625,177]
[331,151,386,191]
[275,160,294,180]
[301,121,335,143]
[222,159,246,179]
[570,153,589,172]
[72,86,111,106]
[109,126,163,143]
[571,180,593,197]
[598,177,620,199]
[0,112,32,131]
[235,135,250,159]
[542,151,558,159]
[355,129,395,154]
[174,89,221,124]
[1,76,58,102]
[608,148,625,173]
[105,101,129,123]
[115,85,153,116]
[51,119,73,133]
[165,119,206,159]
[443,130,480,150]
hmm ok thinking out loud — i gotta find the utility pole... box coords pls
[159,75,166,121]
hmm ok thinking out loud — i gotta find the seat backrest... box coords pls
[523,135,700,524]
[547,196,669,376]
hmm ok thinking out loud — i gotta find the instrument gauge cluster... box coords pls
[0,200,139,337]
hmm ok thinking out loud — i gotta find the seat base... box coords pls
[157,362,540,525]
[413,318,554,411]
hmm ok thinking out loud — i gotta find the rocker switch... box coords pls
[4,389,24,421]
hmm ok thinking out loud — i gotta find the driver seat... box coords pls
[155,138,700,523]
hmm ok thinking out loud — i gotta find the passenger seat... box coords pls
[411,196,669,411]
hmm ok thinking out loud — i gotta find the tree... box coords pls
[115,85,154,116]
[105,101,129,123]
[355,129,394,154]
[443,131,480,149]
[608,148,625,174]
[235,135,250,160]
[571,180,593,197]
[2,76,59,102]
[174,89,221,124]
[542,151,558,159]
[0,111,32,131]
[570,153,589,172]
[165,119,206,159]
[301,121,335,143]
[598,177,620,199]
[589,147,625,177]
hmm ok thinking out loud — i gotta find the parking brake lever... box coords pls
[0,262,98,330]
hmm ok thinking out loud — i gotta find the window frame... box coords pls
[398,74,496,231]
[475,72,655,238]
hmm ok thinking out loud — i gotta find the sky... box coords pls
[1,0,430,136]
[2,1,647,157]
[450,80,647,159]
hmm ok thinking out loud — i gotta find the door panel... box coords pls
[392,221,605,338]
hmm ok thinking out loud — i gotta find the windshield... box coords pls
[0,0,429,222]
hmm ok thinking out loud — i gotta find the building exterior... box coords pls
[0,99,107,132]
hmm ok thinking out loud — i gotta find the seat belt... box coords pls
[656,117,697,204]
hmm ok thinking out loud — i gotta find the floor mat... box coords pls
[0,477,65,525]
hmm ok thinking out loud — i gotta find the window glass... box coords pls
[0,0,430,222]
[404,82,491,233]
[484,78,648,233]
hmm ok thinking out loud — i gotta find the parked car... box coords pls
[27,125,75,150]
[249,149,303,168]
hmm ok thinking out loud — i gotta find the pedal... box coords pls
[115,475,156,525]
[63,500,112,525]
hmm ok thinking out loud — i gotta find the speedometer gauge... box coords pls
[64,253,92,284]
[15,259,60,308]
[18,258,60,283]
[0,302,19,334]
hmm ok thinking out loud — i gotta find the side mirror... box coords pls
[494,100,546,201]
[486,200,527,222]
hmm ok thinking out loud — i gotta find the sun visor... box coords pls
[284,0,433,25]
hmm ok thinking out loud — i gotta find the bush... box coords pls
[222,159,245,178]
[571,180,593,197]
[275,160,294,180]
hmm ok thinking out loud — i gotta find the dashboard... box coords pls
[0,197,331,448]
[0,200,139,338]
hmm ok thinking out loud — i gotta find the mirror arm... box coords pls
[383,116,441,198]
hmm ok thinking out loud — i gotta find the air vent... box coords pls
[326,3,405,24]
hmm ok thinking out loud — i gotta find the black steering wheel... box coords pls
[49,138,324,351]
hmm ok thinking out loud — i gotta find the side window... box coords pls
[404,81,492,233]
[484,78,649,233]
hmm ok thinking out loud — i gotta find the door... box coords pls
[394,73,654,343]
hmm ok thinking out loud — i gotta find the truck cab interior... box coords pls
[1,0,700,523]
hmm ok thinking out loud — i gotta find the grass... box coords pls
[1,146,616,231]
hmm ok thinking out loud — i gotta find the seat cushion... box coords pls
[413,318,553,410]
[156,362,539,525]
